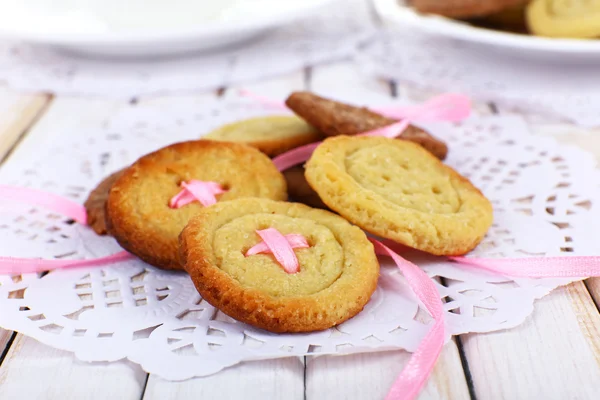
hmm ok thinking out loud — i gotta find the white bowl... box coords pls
[0,0,335,58]
[373,0,600,63]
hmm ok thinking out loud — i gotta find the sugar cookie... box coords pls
[305,135,493,256]
[526,0,600,38]
[106,140,287,270]
[204,115,324,157]
[180,198,379,333]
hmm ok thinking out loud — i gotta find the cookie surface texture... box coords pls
[526,0,600,38]
[203,115,323,157]
[84,169,125,235]
[285,91,448,160]
[180,198,379,333]
[305,136,493,256]
[106,140,287,270]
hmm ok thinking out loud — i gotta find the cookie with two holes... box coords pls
[180,197,379,333]
[106,140,287,271]
[305,135,493,256]
[284,91,450,209]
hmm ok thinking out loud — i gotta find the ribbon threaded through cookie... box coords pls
[245,228,309,274]
[169,180,227,208]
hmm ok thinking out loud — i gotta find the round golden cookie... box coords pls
[84,168,125,235]
[304,136,493,256]
[526,0,600,38]
[180,198,380,333]
[203,115,323,157]
[106,140,287,271]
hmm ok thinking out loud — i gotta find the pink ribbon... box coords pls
[369,238,445,400]
[239,89,288,110]
[374,93,471,123]
[450,255,600,278]
[169,180,227,208]
[2,185,88,224]
[245,228,309,273]
[0,184,132,275]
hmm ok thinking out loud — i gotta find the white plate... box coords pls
[0,0,335,58]
[373,0,600,62]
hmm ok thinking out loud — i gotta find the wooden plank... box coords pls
[0,331,13,360]
[0,90,51,363]
[142,71,306,399]
[0,97,126,166]
[0,335,146,399]
[307,342,469,400]
[144,357,305,400]
[462,282,600,399]
[0,96,148,398]
[0,90,51,161]
[458,104,600,399]
[305,62,470,400]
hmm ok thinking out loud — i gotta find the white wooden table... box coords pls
[1,60,600,400]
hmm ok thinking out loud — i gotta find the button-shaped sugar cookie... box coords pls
[204,115,323,157]
[106,140,287,271]
[304,136,493,256]
[180,198,379,333]
[526,0,600,38]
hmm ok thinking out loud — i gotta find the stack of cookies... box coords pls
[85,92,493,333]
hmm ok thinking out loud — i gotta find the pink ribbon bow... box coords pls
[169,180,227,208]
[245,228,309,274]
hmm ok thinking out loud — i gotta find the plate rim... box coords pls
[373,0,600,54]
[0,0,335,46]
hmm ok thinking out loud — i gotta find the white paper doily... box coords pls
[355,29,600,127]
[0,95,598,380]
[0,0,374,97]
